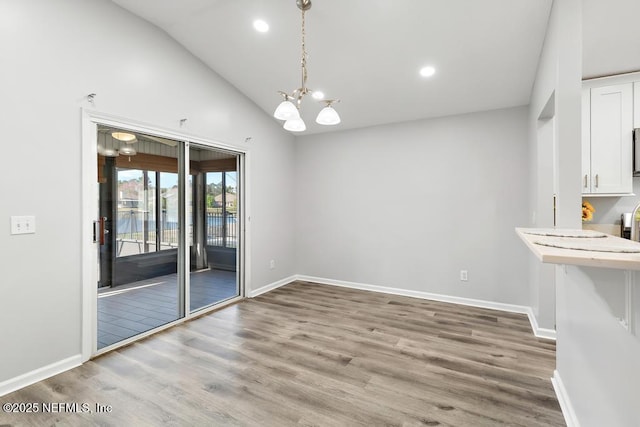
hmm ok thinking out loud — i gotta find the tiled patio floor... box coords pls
[97,268,237,349]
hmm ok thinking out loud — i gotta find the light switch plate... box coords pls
[11,216,36,235]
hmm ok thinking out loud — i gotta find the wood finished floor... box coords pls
[1,281,565,426]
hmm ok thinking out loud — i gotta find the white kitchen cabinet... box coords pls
[582,82,633,195]
[634,82,640,129]
[581,88,591,194]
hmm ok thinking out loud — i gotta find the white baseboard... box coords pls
[298,274,532,315]
[0,354,82,397]
[248,275,297,298]
[525,307,557,340]
[552,370,580,427]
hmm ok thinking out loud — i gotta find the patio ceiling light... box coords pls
[111,131,137,143]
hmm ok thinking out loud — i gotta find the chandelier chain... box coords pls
[300,8,308,102]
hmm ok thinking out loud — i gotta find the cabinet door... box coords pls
[634,82,640,129]
[590,83,633,194]
[581,89,592,193]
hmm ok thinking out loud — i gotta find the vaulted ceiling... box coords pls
[110,0,640,135]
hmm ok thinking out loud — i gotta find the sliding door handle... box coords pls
[100,217,107,245]
[93,217,107,245]
[93,221,99,243]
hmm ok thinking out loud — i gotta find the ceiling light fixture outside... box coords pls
[98,145,119,157]
[273,0,341,132]
[119,146,137,156]
[111,131,137,143]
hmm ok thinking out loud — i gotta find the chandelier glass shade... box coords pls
[273,99,300,121]
[273,0,340,132]
[283,117,306,132]
[315,102,341,125]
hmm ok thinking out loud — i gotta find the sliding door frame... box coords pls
[81,109,249,361]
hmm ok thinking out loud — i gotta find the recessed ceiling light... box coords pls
[253,19,269,33]
[419,66,436,78]
[312,91,325,100]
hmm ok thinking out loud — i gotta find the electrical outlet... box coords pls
[460,270,468,281]
[269,259,275,270]
[11,216,36,235]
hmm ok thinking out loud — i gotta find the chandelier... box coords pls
[273,0,341,132]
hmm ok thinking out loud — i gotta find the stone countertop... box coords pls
[516,227,640,271]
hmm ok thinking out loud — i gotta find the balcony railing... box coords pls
[206,210,237,248]
[115,209,236,256]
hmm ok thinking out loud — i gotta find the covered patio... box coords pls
[98,268,237,348]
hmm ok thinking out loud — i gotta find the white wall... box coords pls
[0,0,296,385]
[527,0,582,332]
[528,0,640,425]
[529,0,582,230]
[295,107,531,305]
[557,266,640,427]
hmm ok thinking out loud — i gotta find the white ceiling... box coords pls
[582,0,640,80]
[110,0,554,135]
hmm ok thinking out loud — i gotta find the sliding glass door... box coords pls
[96,127,184,349]
[189,144,240,313]
[95,126,241,351]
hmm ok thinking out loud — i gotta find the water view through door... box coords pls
[96,126,241,350]
[188,144,240,312]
